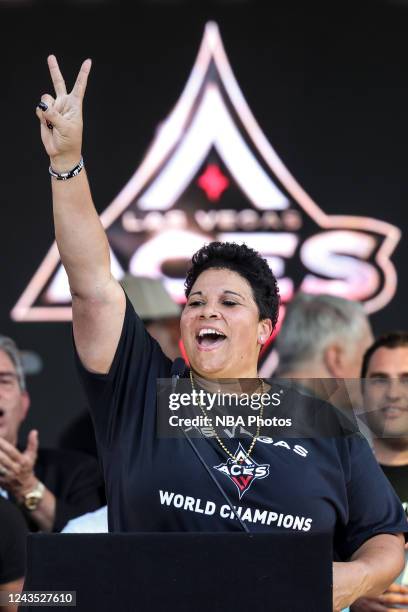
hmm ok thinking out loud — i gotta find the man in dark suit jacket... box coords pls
[0,335,102,532]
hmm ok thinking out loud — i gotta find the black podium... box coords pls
[21,532,332,611]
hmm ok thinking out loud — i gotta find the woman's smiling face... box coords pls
[181,268,272,379]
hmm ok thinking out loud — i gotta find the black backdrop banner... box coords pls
[1,1,407,446]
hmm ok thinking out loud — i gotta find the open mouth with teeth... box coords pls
[196,328,227,349]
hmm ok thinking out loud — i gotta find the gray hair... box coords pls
[0,336,26,391]
[275,293,369,374]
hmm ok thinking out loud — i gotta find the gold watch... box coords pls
[24,481,45,511]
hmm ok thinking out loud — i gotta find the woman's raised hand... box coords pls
[36,55,92,172]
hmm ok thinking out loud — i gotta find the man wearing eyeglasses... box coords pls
[352,331,408,611]
[0,336,103,533]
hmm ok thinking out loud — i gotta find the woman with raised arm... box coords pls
[36,55,126,377]
[36,57,406,612]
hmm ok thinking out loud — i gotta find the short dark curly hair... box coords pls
[361,331,408,379]
[184,242,280,328]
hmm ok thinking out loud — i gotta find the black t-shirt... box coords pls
[380,464,408,512]
[75,295,407,560]
[0,497,27,584]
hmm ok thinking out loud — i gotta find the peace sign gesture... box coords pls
[36,55,92,172]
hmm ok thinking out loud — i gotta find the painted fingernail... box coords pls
[37,101,48,111]
[46,120,53,130]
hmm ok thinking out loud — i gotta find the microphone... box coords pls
[171,357,186,393]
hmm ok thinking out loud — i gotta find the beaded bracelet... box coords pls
[49,157,84,181]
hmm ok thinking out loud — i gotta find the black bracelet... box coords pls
[49,157,84,181]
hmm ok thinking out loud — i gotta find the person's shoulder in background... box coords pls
[268,379,359,438]
[35,447,102,487]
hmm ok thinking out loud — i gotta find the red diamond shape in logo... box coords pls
[197,164,229,201]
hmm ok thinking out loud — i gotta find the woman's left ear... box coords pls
[257,319,273,345]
